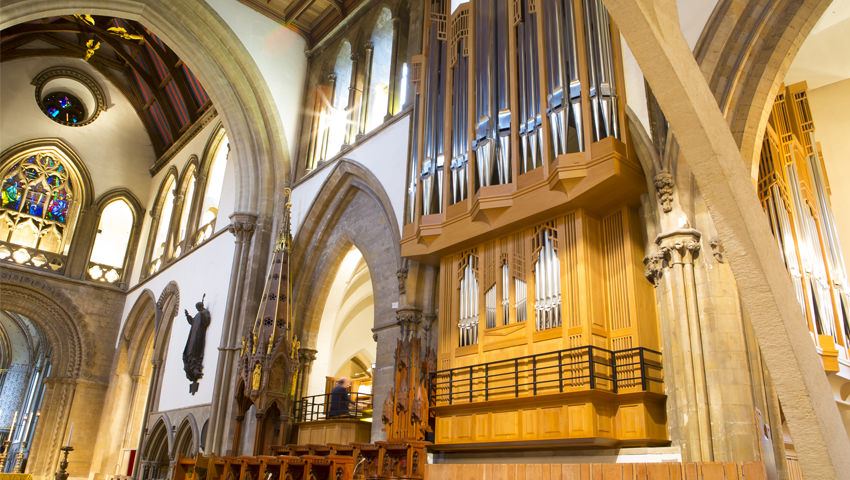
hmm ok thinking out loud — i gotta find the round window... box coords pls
[42,91,87,126]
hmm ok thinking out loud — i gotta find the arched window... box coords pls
[175,162,198,256]
[146,171,177,276]
[0,145,87,273]
[365,8,394,132]
[196,132,229,245]
[325,42,353,159]
[88,198,135,284]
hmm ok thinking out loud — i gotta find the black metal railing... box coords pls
[294,392,373,423]
[432,346,662,405]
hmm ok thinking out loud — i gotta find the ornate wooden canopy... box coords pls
[1,16,212,166]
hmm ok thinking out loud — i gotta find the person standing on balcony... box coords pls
[328,377,353,417]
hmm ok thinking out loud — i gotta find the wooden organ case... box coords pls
[402,0,667,451]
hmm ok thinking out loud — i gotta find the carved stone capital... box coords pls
[656,228,702,264]
[228,212,258,242]
[396,308,422,338]
[654,171,675,213]
[298,347,318,365]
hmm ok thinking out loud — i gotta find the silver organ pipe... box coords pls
[808,145,848,287]
[406,93,420,224]
[422,15,447,215]
[459,255,480,346]
[450,16,470,204]
[767,184,805,310]
[515,278,527,323]
[485,284,497,328]
[535,229,561,330]
[516,0,542,173]
[583,0,619,141]
[474,0,511,189]
[542,0,583,154]
[787,162,835,338]
[501,262,510,325]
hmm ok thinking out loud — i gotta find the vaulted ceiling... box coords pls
[237,0,366,47]
[1,16,212,161]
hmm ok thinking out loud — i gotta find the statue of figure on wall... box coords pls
[183,294,211,394]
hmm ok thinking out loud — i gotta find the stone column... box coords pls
[206,213,257,454]
[296,348,318,404]
[655,228,713,461]
[387,16,401,117]
[357,42,375,140]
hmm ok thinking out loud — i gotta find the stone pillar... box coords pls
[206,213,257,454]
[357,42,375,140]
[655,228,713,461]
[296,348,318,403]
[387,16,402,117]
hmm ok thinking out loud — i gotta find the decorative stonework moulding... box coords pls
[32,66,107,127]
[654,171,675,213]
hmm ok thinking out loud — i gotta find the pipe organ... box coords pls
[403,0,640,254]
[428,208,665,449]
[757,82,850,372]
[402,0,662,451]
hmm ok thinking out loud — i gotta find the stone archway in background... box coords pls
[0,270,85,478]
[291,160,401,440]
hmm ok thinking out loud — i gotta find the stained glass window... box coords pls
[0,153,76,255]
[41,92,87,126]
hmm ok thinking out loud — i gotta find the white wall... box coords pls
[127,118,226,288]
[291,115,411,236]
[203,0,308,167]
[677,0,718,51]
[0,57,154,205]
[121,231,235,411]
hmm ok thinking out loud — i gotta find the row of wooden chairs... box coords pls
[173,441,427,480]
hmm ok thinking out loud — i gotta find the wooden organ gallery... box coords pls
[402,0,665,449]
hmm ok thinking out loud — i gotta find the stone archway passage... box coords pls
[291,159,402,441]
[601,0,850,478]
[0,270,86,479]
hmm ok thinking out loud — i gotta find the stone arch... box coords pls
[691,0,832,175]
[173,414,200,459]
[291,159,400,440]
[0,0,289,223]
[0,269,85,476]
[140,416,173,480]
[292,159,400,347]
[89,289,158,480]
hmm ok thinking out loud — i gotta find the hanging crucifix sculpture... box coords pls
[183,294,211,394]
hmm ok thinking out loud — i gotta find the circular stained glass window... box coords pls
[42,91,87,126]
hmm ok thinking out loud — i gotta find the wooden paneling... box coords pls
[425,462,767,480]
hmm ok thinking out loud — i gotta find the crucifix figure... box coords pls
[183,294,211,394]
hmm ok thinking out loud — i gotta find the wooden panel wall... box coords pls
[425,462,767,480]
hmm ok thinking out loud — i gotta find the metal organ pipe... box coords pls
[450,24,469,204]
[422,16,447,215]
[535,230,561,330]
[459,255,480,346]
[516,0,542,173]
[474,0,511,189]
[583,0,619,141]
[502,262,510,325]
[543,0,583,154]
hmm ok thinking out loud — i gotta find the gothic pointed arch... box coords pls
[85,188,145,286]
[0,269,86,475]
[292,159,401,347]
[690,0,832,175]
[0,139,94,266]
[144,167,179,277]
